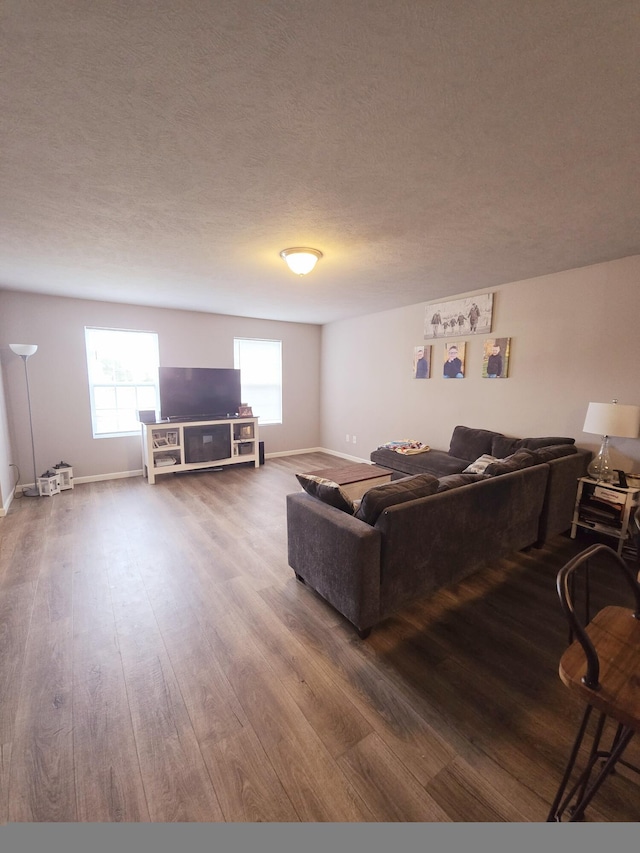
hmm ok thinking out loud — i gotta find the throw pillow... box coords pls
[483,449,539,476]
[462,454,499,474]
[355,473,439,525]
[448,425,501,461]
[436,472,489,492]
[295,473,355,514]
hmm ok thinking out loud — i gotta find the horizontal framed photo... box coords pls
[425,293,494,339]
[238,405,253,417]
[153,437,170,448]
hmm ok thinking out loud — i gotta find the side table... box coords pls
[570,477,640,557]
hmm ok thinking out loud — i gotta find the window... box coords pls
[233,338,282,425]
[85,327,160,438]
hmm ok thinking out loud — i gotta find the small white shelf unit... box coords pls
[141,416,259,484]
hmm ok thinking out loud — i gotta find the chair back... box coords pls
[556,544,640,690]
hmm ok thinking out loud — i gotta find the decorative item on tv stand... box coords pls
[582,399,640,484]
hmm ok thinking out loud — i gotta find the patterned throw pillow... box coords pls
[354,473,439,525]
[462,454,500,474]
[295,473,355,514]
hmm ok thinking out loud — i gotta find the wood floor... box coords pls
[1,451,639,823]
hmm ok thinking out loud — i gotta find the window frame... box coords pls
[233,337,283,426]
[84,326,160,439]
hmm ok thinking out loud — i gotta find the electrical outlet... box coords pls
[352,435,357,444]
[346,433,350,442]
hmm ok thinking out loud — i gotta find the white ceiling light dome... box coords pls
[279,247,323,276]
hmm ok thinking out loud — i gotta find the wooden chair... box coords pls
[547,543,640,821]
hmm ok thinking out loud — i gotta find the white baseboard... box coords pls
[265,447,369,464]
[5,450,368,499]
[73,470,144,485]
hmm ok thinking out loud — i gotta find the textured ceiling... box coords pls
[2,0,639,324]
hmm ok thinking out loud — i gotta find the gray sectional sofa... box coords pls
[286,425,591,637]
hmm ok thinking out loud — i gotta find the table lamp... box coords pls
[583,399,640,483]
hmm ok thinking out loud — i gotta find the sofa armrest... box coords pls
[286,492,382,632]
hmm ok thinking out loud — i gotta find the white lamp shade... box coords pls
[583,401,640,438]
[9,344,38,357]
[279,247,323,275]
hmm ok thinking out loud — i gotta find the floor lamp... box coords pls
[9,343,40,497]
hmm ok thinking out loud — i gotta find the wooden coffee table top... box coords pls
[302,463,395,486]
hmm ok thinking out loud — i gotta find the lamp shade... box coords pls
[279,247,323,275]
[10,343,38,357]
[583,401,640,438]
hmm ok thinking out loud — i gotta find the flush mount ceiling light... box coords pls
[279,247,323,276]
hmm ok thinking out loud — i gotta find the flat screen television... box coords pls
[159,367,242,421]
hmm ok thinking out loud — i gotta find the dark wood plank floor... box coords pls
[1,451,639,823]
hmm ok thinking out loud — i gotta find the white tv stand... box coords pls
[141,416,259,484]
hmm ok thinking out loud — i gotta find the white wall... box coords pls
[0,292,321,488]
[321,255,640,473]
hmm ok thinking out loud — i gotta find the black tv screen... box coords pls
[159,367,242,421]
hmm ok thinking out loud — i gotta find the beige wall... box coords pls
[0,292,321,490]
[321,255,640,473]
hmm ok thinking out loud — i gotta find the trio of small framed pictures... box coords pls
[414,292,510,379]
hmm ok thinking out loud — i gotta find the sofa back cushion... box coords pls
[530,443,578,462]
[295,473,355,514]
[483,449,539,476]
[516,436,575,450]
[490,434,577,458]
[491,434,521,458]
[355,473,439,525]
[448,425,501,461]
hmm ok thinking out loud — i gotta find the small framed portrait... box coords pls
[153,437,170,448]
[482,337,511,378]
[166,430,178,445]
[238,404,253,417]
[442,341,466,378]
[413,344,431,379]
[240,424,253,438]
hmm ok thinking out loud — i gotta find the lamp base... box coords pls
[22,486,40,497]
[587,435,615,483]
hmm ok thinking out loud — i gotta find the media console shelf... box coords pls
[141,416,259,484]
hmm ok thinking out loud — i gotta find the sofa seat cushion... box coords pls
[355,473,439,525]
[448,425,502,462]
[295,473,355,514]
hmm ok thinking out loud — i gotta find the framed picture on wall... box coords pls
[482,337,511,378]
[425,293,494,339]
[413,344,431,378]
[442,341,466,378]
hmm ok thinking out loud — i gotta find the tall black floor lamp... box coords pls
[10,343,39,497]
